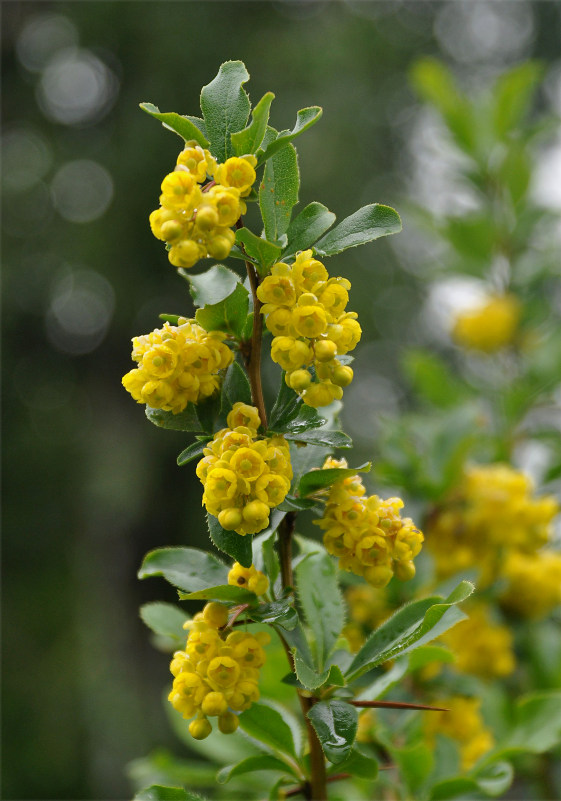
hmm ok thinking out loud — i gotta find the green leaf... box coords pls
[298,462,372,498]
[238,702,297,758]
[235,227,282,274]
[159,314,182,325]
[138,547,228,593]
[307,700,357,764]
[179,584,256,604]
[278,495,316,512]
[392,742,434,795]
[195,283,249,338]
[345,581,474,683]
[410,58,476,154]
[493,61,543,139]
[182,264,241,307]
[329,747,378,779]
[503,691,561,754]
[145,404,201,432]
[134,786,202,801]
[217,754,297,784]
[293,653,345,691]
[430,762,514,801]
[200,61,251,163]
[295,549,344,669]
[269,376,300,430]
[207,513,253,568]
[286,429,352,449]
[177,439,208,466]
[283,202,336,258]
[356,658,409,702]
[257,107,323,166]
[407,645,455,671]
[221,361,252,409]
[194,392,222,435]
[139,602,188,642]
[402,350,467,409]
[139,103,209,147]
[259,142,299,243]
[314,204,401,257]
[231,92,275,156]
[248,599,298,630]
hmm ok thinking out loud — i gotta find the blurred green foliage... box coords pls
[3,2,561,800]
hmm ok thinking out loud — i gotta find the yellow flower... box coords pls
[442,604,515,679]
[452,294,520,353]
[228,562,270,596]
[425,697,494,771]
[500,550,561,619]
[176,142,216,182]
[215,155,257,197]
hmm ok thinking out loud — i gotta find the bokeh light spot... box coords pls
[51,160,113,223]
[2,128,53,193]
[16,13,78,73]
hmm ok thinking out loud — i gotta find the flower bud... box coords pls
[314,339,338,362]
[201,691,228,716]
[287,369,312,391]
[202,602,229,629]
[189,718,212,740]
[218,711,239,734]
[332,365,354,387]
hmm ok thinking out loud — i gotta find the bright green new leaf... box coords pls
[248,599,299,630]
[298,462,372,498]
[217,754,297,785]
[407,645,455,671]
[259,141,300,243]
[283,202,336,258]
[493,61,543,140]
[221,361,252,409]
[176,439,208,466]
[345,581,473,682]
[139,602,188,642]
[138,547,228,592]
[235,227,282,274]
[314,204,401,257]
[182,264,241,307]
[231,91,275,155]
[307,700,357,764]
[207,513,253,568]
[295,549,344,669]
[200,61,251,163]
[139,103,210,148]
[195,282,249,338]
[256,106,323,165]
[329,747,378,780]
[293,653,345,691]
[179,584,256,604]
[145,404,201,432]
[402,350,467,409]
[134,786,202,801]
[239,702,297,758]
[158,313,181,325]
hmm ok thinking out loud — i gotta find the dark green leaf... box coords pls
[329,747,378,779]
[179,584,256,604]
[257,107,323,166]
[138,547,228,592]
[231,92,275,156]
[177,440,208,466]
[272,403,326,434]
[238,702,297,758]
[286,429,352,448]
[248,599,298,630]
[195,392,222,435]
[259,142,299,243]
[293,654,346,691]
[207,513,253,567]
[139,602,188,642]
[217,754,297,785]
[345,582,473,682]
[278,495,316,512]
[195,283,249,338]
[283,202,336,258]
[241,311,254,341]
[235,227,282,274]
[298,462,372,498]
[221,361,252,409]
[182,264,241,307]
[314,204,401,257]
[295,550,344,669]
[269,377,303,430]
[261,530,280,590]
[200,61,251,162]
[146,404,201,432]
[139,103,209,147]
[307,700,357,764]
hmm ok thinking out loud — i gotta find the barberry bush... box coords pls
[127,61,561,801]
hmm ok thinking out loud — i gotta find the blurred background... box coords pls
[2,1,561,798]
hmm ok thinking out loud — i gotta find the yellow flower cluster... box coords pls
[122,319,233,413]
[315,458,424,588]
[500,550,561,619]
[149,142,257,269]
[196,403,292,535]
[256,251,361,408]
[428,463,558,586]
[228,562,269,596]
[425,697,494,771]
[168,602,269,739]
[342,584,392,653]
[442,604,515,679]
[452,294,520,353]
